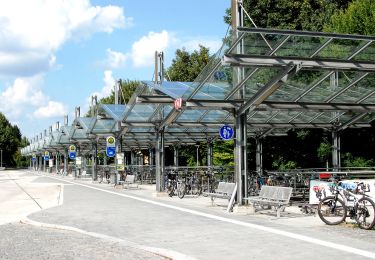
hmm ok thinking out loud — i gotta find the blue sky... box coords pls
[0,0,230,139]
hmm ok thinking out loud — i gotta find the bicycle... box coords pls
[98,168,110,184]
[317,180,375,230]
[201,170,216,197]
[165,170,177,197]
[176,172,200,199]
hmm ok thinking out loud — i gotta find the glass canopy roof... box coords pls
[22,26,375,155]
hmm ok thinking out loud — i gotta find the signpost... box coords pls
[219,125,234,140]
[68,145,77,160]
[106,136,116,157]
[44,151,50,161]
[116,153,125,171]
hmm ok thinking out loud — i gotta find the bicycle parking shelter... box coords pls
[22,1,375,206]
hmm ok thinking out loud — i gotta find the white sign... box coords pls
[309,179,375,204]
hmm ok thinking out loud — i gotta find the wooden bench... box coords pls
[202,182,236,206]
[245,185,293,217]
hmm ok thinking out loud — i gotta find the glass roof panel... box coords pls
[92,119,115,134]
[244,67,283,99]
[273,35,324,57]
[148,81,193,99]
[316,39,365,60]
[200,110,231,122]
[77,117,95,130]
[72,129,90,140]
[127,104,157,121]
[239,32,288,56]
[176,110,206,122]
[101,104,127,121]
[353,41,375,62]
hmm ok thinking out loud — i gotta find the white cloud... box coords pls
[0,0,129,77]
[181,38,222,53]
[33,101,67,119]
[106,48,128,69]
[131,30,173,67]
[83,70,115,113]
[97,30,221,71]
[0,75,68,121]
[0,75,45,118]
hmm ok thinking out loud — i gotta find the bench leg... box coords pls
[276,208,280,218]
[211,196,215,206]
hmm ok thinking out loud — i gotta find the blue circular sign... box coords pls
[69,152,76,160]
[219,125,234,140]
[106,147,116,157]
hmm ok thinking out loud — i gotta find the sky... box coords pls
[0,0,230,139]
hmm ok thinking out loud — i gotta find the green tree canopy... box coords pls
[224,0,351,31]
[86,79,139,116]
[0,112,27,167]
[325,0,375,35]
[166,45,210,82]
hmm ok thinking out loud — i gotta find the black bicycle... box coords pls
[165,171,177,197]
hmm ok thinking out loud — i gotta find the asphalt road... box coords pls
[2,170,375,259]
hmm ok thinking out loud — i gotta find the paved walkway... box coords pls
[2,169,375,259]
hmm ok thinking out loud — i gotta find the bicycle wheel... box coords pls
[177,182,186,199]
[167,181,175,197]
[191,180,201,195]
[355,197,375,230]
[318,196,347,225]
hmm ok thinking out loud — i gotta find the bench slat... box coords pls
[245,185,293,217]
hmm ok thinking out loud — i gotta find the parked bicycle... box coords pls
[165,170,178,197]
[98,168,110,184]
[317,180,375,230]
[176,172,201,199]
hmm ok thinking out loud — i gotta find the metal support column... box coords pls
[131,150,135,165]
[207,141,213,167]
[173,146,179,167]
[256,137,263,176]
[92,142,97,181]
[235,113,246,205]
[332,130,341,171]
[43,155,46,172]
[115,140,120,185]
[155,129,165,192]
[243,116,248,199]
[64,149,68,175]
[149,147,154,166]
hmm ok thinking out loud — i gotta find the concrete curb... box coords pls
[21,217,196,260]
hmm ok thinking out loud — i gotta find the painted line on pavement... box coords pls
[21,217,196,260]
[37,173,375,259]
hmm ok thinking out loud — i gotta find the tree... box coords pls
[224,0,351,31]
[166,45,210,82]
[325,0,375,35]
[0,112,26,167]
[86,79,139,116]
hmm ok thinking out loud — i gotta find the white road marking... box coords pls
[38,173,375,259]
[21,217,196,260]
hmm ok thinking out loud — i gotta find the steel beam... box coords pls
[223,54,375,72]
[259,101,375,112]
[237,65,296,115]
[236,27,375,41]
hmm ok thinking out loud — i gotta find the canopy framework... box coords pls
[22,24,375,199]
